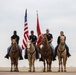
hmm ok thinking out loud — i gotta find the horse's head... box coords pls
[11,39,18,51]
[60,36,65,45]
[41,34,48,45]
[26,40,32,49]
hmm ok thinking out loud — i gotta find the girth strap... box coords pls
[58,48,65,58]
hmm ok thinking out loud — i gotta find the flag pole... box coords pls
[36,10,38,16]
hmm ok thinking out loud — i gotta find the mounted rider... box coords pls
[25,30,39,59]
[5,30,23,60]
[54,31,71,59]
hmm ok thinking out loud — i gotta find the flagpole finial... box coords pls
[36,10,38,13]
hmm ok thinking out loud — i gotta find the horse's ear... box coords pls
[41,34,44,38]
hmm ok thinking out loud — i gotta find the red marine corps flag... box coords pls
[36,11,42,49]
[22,9,29,50]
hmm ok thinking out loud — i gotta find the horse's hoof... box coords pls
[58,70,60,72]
[14,70,16,72]
[50,70,52,72]
[47,70,49,72]
[47,70,52,72]
[43,70,46,72]
[61,70,63,72]
[64,70,66,72]
[10,70,13,72]
[33,70,35,72]
[16,70,19,72]
[14,70,19,72]
[28,70,31,72]
[33,71,35,72]
[47,70,51,72]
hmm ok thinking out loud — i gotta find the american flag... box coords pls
[22,9,29,50]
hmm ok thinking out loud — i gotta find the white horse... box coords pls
[26,40,36,72]
[57,36,67,72]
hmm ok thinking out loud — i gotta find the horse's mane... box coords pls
[42,34,48,44]
[41,34,51,52]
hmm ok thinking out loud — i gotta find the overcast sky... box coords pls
[0,0,76,67]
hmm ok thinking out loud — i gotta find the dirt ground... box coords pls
[0,67,76,75]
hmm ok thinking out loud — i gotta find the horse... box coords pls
[26,40,36,72]
[57,36,67,72]
[9,39,19,72]
[40,34,53,72]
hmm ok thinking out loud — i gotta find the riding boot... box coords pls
[34,45,39,59]
[19,53,23,60]
[54,50,57,59]
[52,52,56,61]
[54,45,58,59]
[5,53,9,59]
[5,46,11,59]
[39,56,43,61]
[24,48,28,59]
[35,49,39,59]
[67,49,71,57]
[36,52,39,59]
[65,44,71,57]
[52,55,56,61]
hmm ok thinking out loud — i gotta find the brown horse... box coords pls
[9,39,19,72]
[26,40,36,72]
[40,34,53,72]
[57,36,67,72]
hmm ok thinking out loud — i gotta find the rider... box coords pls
[54,31,71,59]
[25,30,39,59]
[45,28,56,61]
[5,30,23,60]
[39,28,56,61]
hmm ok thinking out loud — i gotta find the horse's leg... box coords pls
[13,59,16,72]
[15,59,19,72]
[11,59,14,72]
[13,60,16,72]
[43,59,46,72]
[47,60,49,72]
[28,59,31,72]
[49,60,52,72]
[11,61,13,72]
[17,59,19,72]
[30,59,32,72]
[61,59,63,72]
[16,60,18,72]
[30,55,33,72]
[33,59,35,72]
[63,57,67,72]
[58,58,61,72]
[47,59,51,72]
[29,62,30,72]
